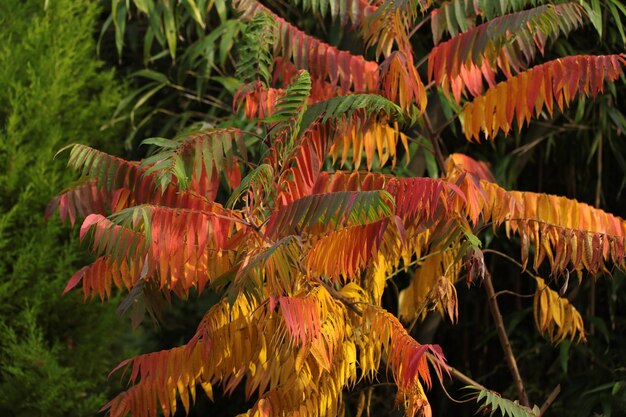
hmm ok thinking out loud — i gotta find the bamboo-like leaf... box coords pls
[112,0,127,56]
[462,54,626,140]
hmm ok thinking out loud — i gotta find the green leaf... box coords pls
[582,0,603,38]
[213,0,228,22]
[133,69,170,84]
[265,71,312,152]
[163,1,177,59]
[266,190,395,238]
[301,94,404,134]
[607,1,626,45]
[182,0,205,28]
[236,11,277,86]
[141,137,178,149]
[227,164,274,208]
[112,0,127,56]
[464,387,539,417]
[133,0,150,13]
[212,76,242,95]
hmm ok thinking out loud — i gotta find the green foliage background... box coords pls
[0,0,129,415]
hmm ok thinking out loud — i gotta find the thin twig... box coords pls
[482,249,541,280]
[539,384,561,416]
[590,133,603,335]
[494,290,535,299]
[483,271,530,406]
[429,357,477,404]
[426,352,487,391]
[407,292,433,334]
[408,15,431,39]
[423,112,447,174]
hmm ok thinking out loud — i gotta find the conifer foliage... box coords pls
[53,1,626,416]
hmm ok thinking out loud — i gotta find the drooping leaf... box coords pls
[47,145,227,226]
[380,50,428,113]
[398,248,462,323]
[279,293,323,346]
[534,277,586,343]
[431,0,553,44]
[292,0,376,28]
[230,235,303,299]
[141,127,247,191]
[227,163,275,208]
[363,0,427,58]
[480,180,626,274]
[307,220,389,280]
[265,70,312,148]
[445,153,497,183]
[233,0,380,93]
[104,296,261,417]
[265,190,395,239]
[462,54,626,140]
[81,205,244,298]
[429,3,586,102]
[301,93,405,133]
[233,81,283,121]
[366,306,448,392]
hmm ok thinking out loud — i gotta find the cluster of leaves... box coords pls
[53,0,626,416]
